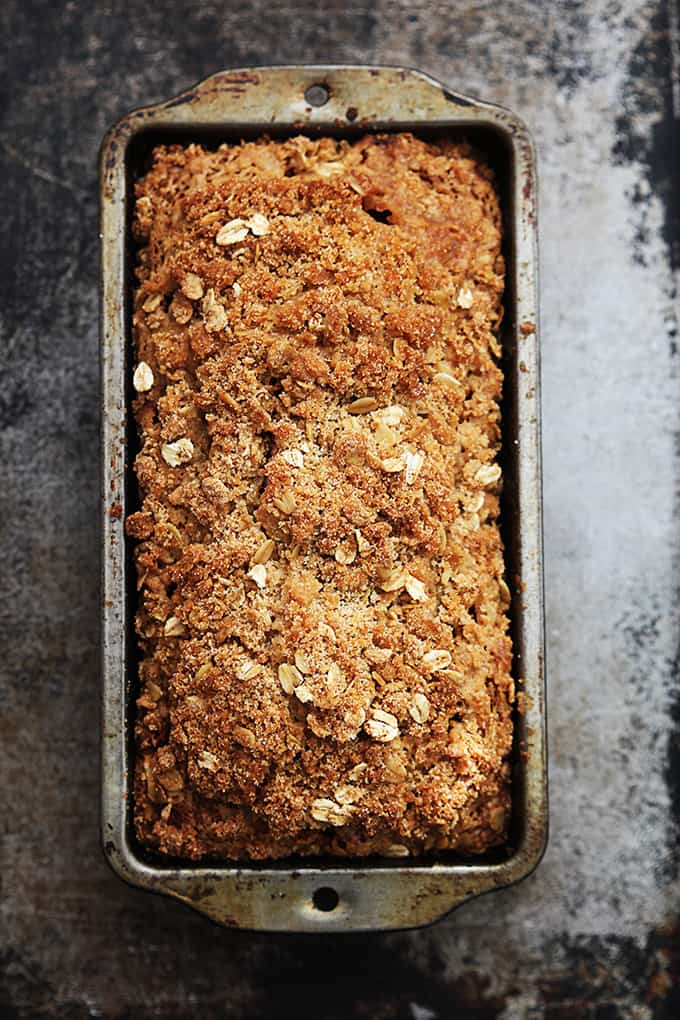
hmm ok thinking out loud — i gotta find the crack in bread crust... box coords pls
[128,133,514,861]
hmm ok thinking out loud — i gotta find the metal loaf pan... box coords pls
[100,65,547,933]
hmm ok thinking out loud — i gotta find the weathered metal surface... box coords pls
[100,65,546,933]
[2,0,679,1012]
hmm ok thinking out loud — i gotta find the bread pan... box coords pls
[100,64,547,932]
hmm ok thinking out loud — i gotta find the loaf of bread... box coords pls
[127,133,513,860]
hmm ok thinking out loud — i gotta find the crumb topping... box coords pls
[128,132,513,861]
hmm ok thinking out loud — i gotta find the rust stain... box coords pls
[207,72,261,98]
[214,71,260,86]
[519,140,537,225]
[164,93,197,109]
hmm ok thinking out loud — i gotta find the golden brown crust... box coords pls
[128,133,513,860]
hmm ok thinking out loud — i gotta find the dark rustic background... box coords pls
[2,0,679,1016]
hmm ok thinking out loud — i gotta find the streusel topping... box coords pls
[128,133,513,860]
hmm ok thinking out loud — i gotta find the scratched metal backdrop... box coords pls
[1,0,679,1016]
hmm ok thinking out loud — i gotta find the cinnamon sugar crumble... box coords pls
[128,133,513,861]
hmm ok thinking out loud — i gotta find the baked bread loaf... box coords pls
[127,133,513,860]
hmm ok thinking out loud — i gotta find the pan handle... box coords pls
[109,65,499,136]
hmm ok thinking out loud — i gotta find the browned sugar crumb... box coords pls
[128,133,513,861]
